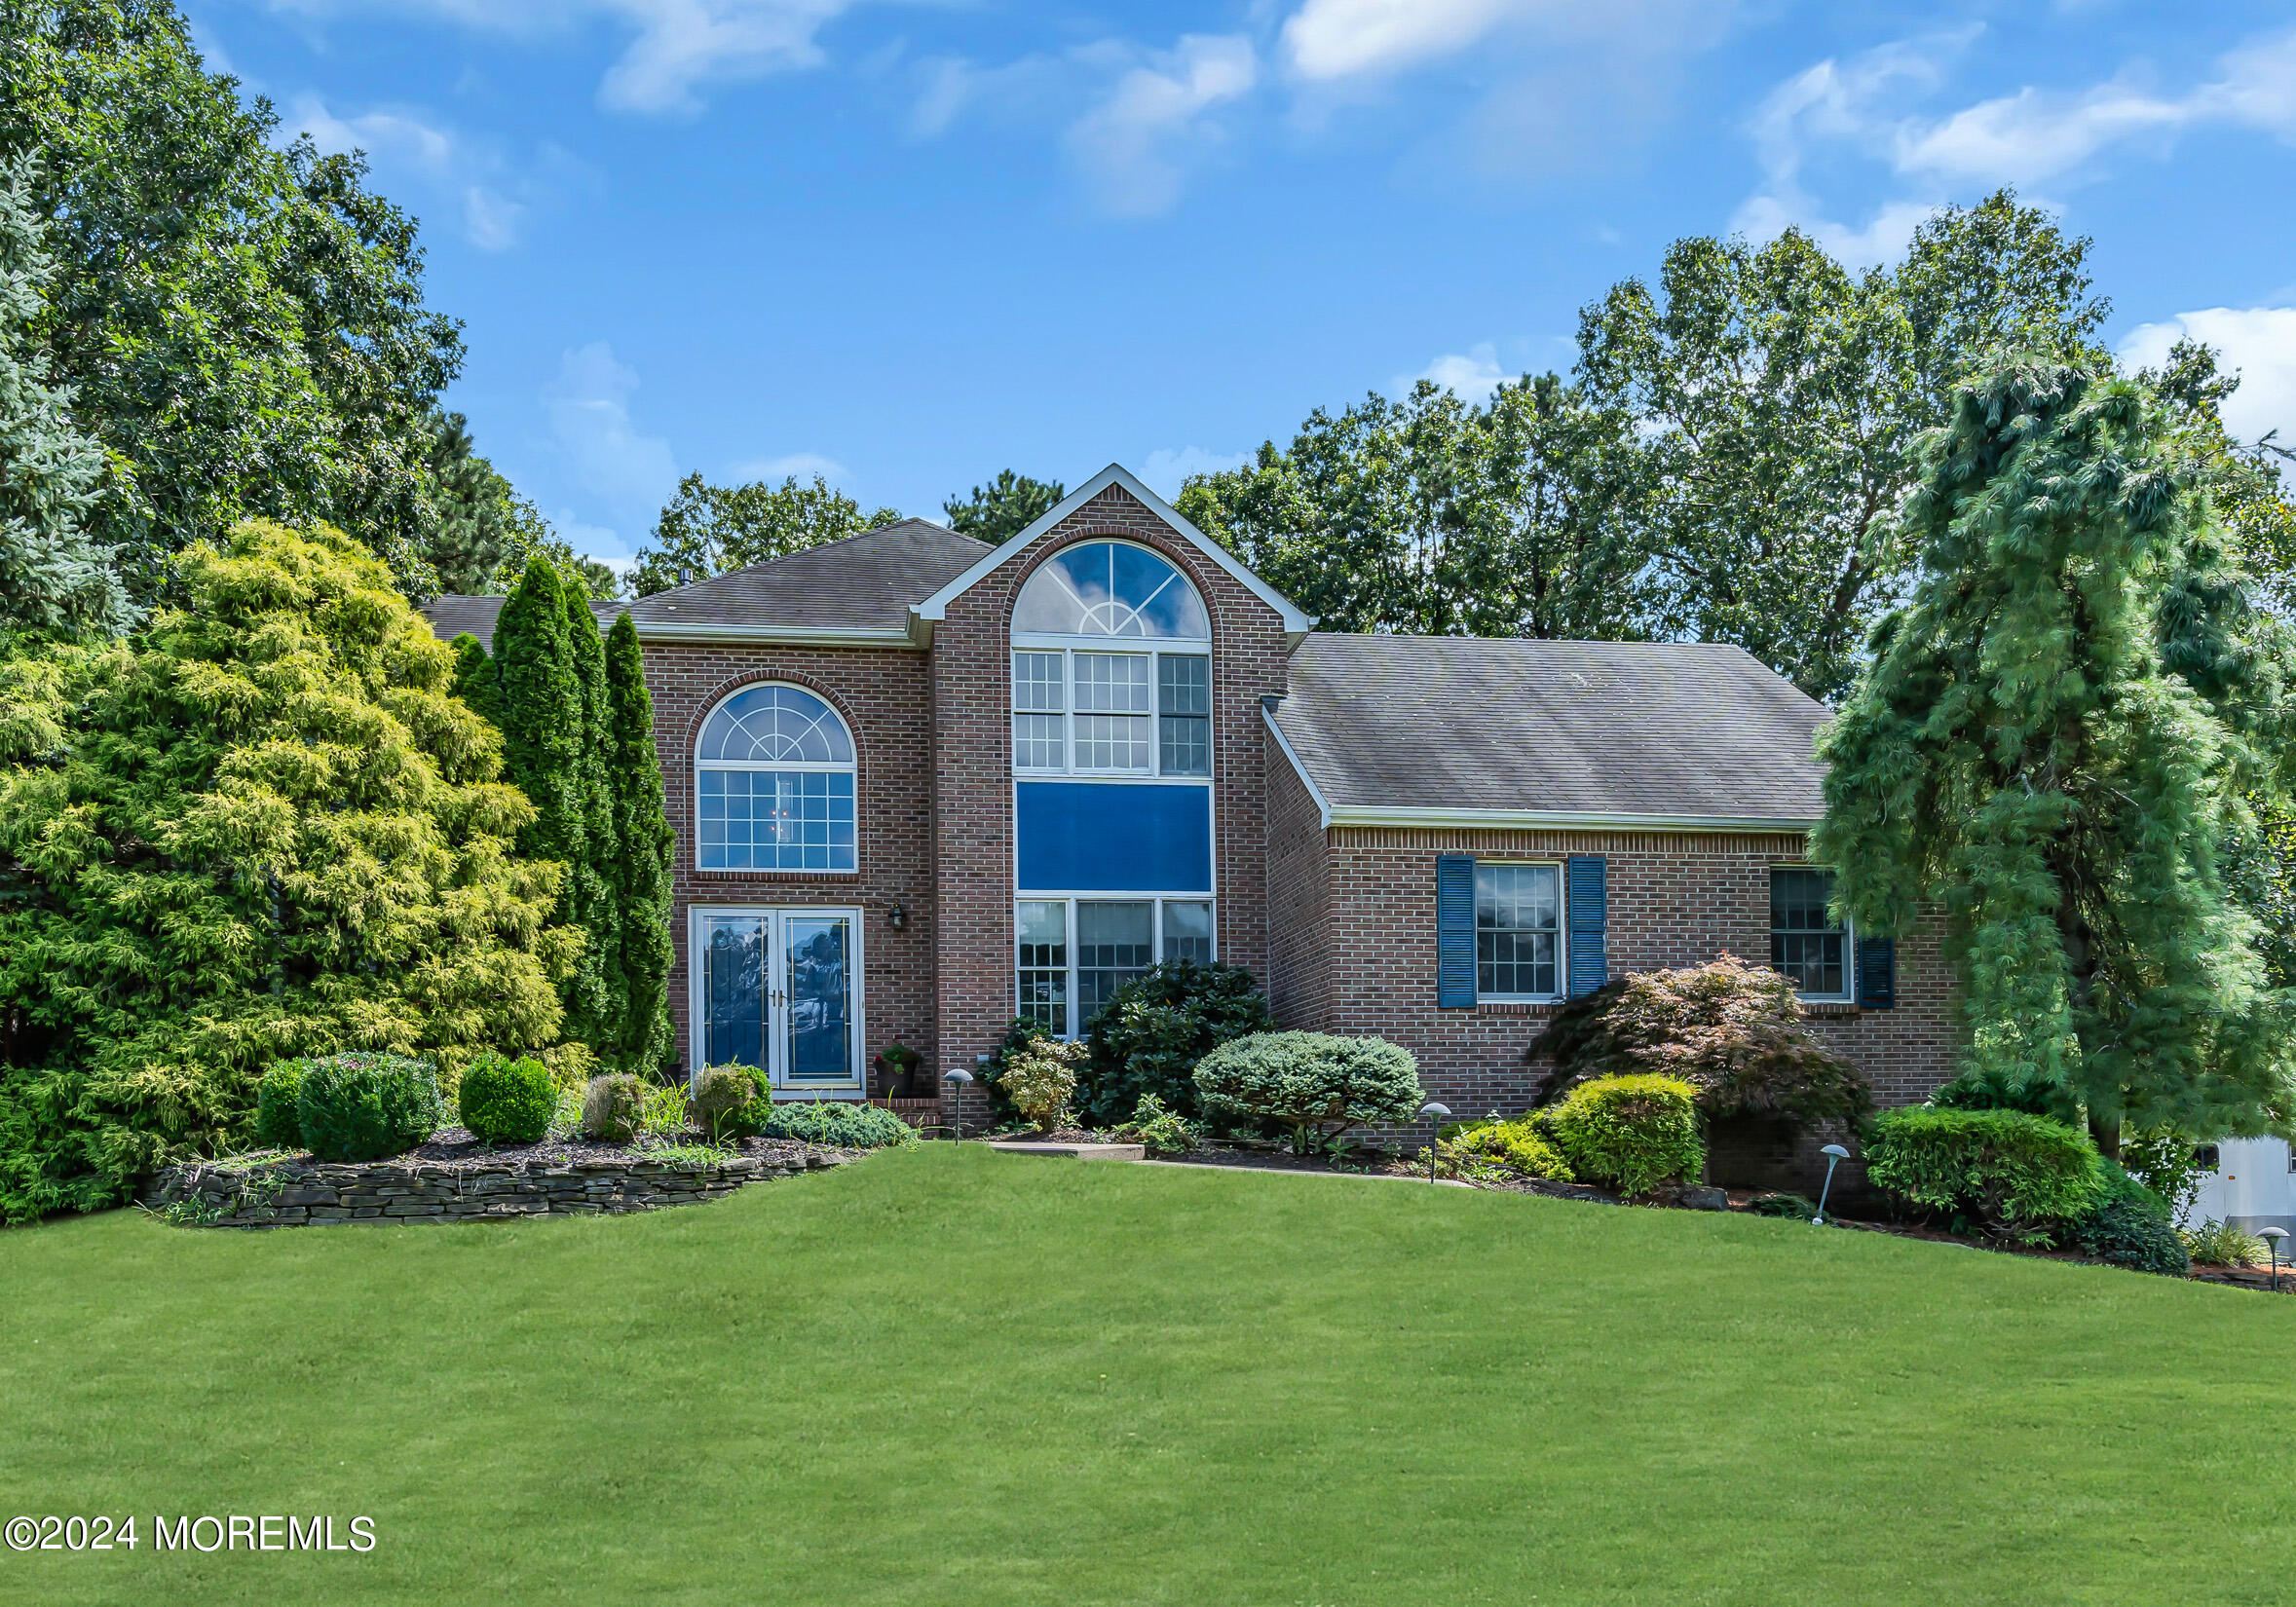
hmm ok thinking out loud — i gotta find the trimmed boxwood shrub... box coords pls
[294,1053,443,1163]
[691,1066,761,1141]
[253,1061,310,1150]
[582,1073,645,1144]
[1077,960,1275,1125]
[1542,1074,1704,1197]
[457,1052,557,1145]
[757,1101,916,1148]
[1192,1031,1422,1153]
[1863,1106,2103,1240]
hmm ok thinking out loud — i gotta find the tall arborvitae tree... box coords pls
[491,556,608,1041]
[1815,358,2296,1154]
[0,154,130,638]
[603,613,673,1073]
[560,580,618,1050]
[448,631,497,726]
[0,520,573,1221]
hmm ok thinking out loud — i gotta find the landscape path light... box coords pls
[941,1068,972,1141]
[1419,1102,1451,1184]
[1814,1143,1852,1225]
[2262,1227,2288,1291]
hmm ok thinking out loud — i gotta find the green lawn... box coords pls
[2,1144,2291,1606]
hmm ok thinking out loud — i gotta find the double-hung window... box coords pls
[1476,863,1562,1000]
[1771,867,1850,999]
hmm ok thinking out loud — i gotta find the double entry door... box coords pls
[694,908,861,1092]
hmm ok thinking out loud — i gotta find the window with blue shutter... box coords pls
[1566,855,1607,997]
[1436,855,1477,1008]
[1857,937,1897,1009]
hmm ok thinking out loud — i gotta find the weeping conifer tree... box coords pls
[1815,358,2296,1153]
[603,614,674,1072]
[490,556,610,1044]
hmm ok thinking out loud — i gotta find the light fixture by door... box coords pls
[886,904,908,931]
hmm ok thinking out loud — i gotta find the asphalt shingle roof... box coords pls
[416,519,990,649]
[1267,634,1829,822]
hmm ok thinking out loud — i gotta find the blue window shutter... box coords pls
[1858,937,1896,1009]
[1566,856,1608,998]
[1436,855,1477,1009]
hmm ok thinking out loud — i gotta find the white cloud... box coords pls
[1280,0,1738,83]
[544,342,681,544]
[1065,34,1258,217]
[281,93,596,250]
[2118,306,2296,450]
[1404,343,1513,402]
[727,452,853,484]
[1141,446,1252,497]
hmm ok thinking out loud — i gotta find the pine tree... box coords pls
[561,580,619,1050]
[491,556,607,1040]
[0,154,131,639]
[603,614,674,1073]
[0,519,574,1221]
[424,408,519,595]
[1815,358,2295,1153]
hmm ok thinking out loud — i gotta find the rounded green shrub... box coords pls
[253,1061,310,1150]
[691,1065,762,1142]
[1192,1031,1423,1152]
[582,1073,645,1144]
[294,1053,443,1164]
[1544,1074,1704,1197]
[1863,1105,2103,1240]
[1438,1118,1574,1181]
[756,1101,916,1148]
[1078,959,1276,1124]
[457,1052,557,1146]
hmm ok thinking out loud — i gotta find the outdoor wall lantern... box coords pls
[1419,1102,1451,1184]
[886,904,908,932]
[1814,1143,1852,1225]
[2263,1227,2288,1291]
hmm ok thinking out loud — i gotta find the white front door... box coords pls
[691,907,864,1094]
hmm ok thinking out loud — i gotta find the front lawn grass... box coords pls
[3,1143,2291,1606]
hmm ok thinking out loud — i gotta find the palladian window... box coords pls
[1011,542,1213,779]
[696,685,856,872]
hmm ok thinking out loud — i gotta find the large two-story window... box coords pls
[696,684,856,872]
[1012,541,1216,1032]
[1771,867,1850,999]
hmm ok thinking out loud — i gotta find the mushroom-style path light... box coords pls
[2262,1226,2288,1291]
[940,1068,972,1141]
[1814,1143,1852,1225]
[1419,1103,1451,1184]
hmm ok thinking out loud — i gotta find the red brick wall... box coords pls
[929,484,1293,1087]
[1262,727,1333,1027]
[641,641,937,1085]
[1263,819,1960,1126]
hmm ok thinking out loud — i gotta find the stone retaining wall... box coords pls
[141,1150,846,1228]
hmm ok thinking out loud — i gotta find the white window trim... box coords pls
[1010,642,1215,781]
[1012,893,1217,1040]
[693,681,859,877]
[1771,862,1856,1003]
[1473,859,1568,1005]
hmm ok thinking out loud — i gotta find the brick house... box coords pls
[422,464,1959,1144]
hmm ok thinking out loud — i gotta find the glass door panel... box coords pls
[700,914,768,1072]
[782,914,853,1085]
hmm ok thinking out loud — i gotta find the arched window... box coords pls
[696,684,856,872]
[1013,541,1211,639]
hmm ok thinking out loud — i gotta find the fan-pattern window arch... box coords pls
[696,684,856,871]
[1013,541,1211,639]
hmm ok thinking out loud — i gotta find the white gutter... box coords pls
[1325,804,1819,833]
[628,620,919,651]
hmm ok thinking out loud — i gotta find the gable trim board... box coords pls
[910,464,1314,648]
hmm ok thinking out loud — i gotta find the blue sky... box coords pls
[186,0,2296,574]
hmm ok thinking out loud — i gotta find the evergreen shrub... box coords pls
[1191,1031,1422,1153]
[1863,1106,2103,1240]
[2068,1177,2189,1277]
[457,1053,557,1145]
[582,1073,644,1144]
[1437,1118,1574,1181]
[253,1061,310,1150]
[1543,1074,1705,1196]
[294,1054,442,1163]
[690,1066,761,1141]
[1078,960,1275,1125]
[756,1102,915,1148]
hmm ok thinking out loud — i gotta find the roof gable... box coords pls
[911,464,1312,642]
